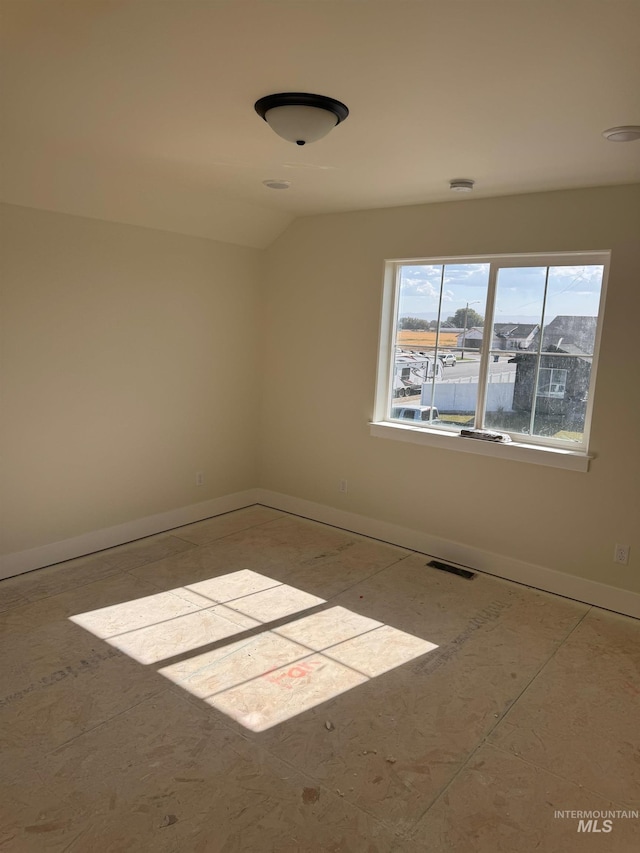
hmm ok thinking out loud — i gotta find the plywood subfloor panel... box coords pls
[1,507,638,851]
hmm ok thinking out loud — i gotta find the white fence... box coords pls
[422,375,515,413]
[446,370,514,385]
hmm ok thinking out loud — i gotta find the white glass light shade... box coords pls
[264,105,339,145]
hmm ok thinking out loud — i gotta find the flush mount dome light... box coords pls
[254,92,349,145]
[602,125,640,142]
[449,178,475,192]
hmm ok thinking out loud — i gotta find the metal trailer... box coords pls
[392,352,443,397]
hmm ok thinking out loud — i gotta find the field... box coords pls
[396,330,459,349]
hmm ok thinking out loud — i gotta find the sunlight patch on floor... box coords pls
[71,570,438,731]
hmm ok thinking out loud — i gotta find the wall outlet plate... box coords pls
[614,544,630,565]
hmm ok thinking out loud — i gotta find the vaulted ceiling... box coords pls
[2,1,639,248]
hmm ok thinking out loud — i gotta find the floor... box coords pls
[1,505,638,852]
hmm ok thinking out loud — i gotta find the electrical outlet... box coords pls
[614,544,630,565]
[339,479,348,494]
[196,471,204,487]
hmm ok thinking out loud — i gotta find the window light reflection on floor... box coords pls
[70,570,438,732]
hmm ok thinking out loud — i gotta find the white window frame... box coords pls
[371,251,610,472]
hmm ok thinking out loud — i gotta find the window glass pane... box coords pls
[484,267,547,432]
[393,265,441,411]
[394,263,489,429]
[532,355,592,442]
[493,267,546,353]
[484,353,537,435]
[485,354,592,443]
[485,264,601,445]
[541,266,604,355]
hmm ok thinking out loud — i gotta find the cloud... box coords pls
[548,266,603,294]
[444,264,490,288]
[400,266,444,301]
[551,265,603,279]
[398,260,604,321]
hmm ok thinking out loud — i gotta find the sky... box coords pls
[398,263,604,324]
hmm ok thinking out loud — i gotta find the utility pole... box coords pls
[461,300,480,361]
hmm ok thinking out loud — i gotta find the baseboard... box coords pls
[0,489,262,580]
[253,489,640,620]
[3,487,638,620]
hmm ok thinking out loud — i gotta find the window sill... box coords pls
[370,422,592,471]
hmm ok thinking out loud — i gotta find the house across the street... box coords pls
[492,323,540,350]
[456,323,540,351]
[509,315,597,421]
[456,326,484,349]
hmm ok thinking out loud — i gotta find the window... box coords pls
[372,252,609,468]
[537,368,567,399]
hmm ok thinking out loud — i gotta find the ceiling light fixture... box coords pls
[262,179,291,190]
[449,178,475,193]
[602,125,640,142]
[254,92,349,146]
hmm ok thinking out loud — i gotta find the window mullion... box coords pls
[425,265,447,419]
[387,264,403,414]
[475,262,499,428]
[529,266,551,435]
[374,262,401,422]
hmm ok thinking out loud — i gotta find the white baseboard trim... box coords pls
[3,487,638,620]
[253,489,640,620]
[0,489,262,580]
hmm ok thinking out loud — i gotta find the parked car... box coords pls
[438,353,457,366]
[391,406,440,423]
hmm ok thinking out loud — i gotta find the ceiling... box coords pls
[1,0,639,248]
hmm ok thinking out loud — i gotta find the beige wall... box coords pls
[261,185,640,592]
[1,204,262,555]
[3,186,639,595]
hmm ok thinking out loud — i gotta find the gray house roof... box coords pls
[541,315,598,354]
[509,316,598,364]
[494,323,539,339]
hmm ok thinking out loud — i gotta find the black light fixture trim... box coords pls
[254,92,349,125]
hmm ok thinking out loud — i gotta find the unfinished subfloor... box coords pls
[1,506,638,852]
